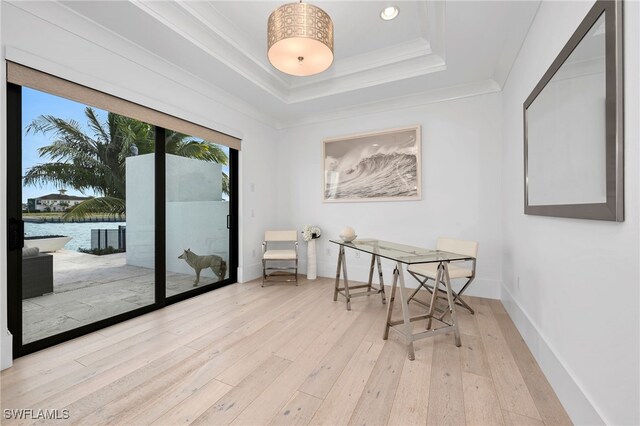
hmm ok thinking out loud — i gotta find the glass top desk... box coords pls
[330,238,473,360]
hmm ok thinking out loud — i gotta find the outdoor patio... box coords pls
[22,249,215,343]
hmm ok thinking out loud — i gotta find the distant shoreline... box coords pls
[23,213,126,223]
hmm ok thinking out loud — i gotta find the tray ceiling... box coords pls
[52,1,540,124]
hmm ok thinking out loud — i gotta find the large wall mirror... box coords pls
[524,0,623,221]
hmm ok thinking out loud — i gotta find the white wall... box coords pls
[126,154,157,270]
[277,93,503,299]
[0,1,281,368]
[501,1,640,425]
[126,154,229,278]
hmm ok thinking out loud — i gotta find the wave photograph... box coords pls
[324,126,421,201]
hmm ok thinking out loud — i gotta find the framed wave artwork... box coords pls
[323,125,421,202]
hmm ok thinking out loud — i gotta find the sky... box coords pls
[22,87,107,203]
[21,87,230,203]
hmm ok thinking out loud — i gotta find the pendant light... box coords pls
[267,1,334,76]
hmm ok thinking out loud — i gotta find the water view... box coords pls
[25,221,126,252]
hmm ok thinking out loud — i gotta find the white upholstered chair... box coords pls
[407,237,478,315]
[262,230,298,286]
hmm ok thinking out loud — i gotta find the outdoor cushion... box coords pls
[22,247,40,257]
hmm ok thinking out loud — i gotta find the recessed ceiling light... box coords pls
[380,5,399,21]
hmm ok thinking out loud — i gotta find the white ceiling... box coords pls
[59,0,540,125]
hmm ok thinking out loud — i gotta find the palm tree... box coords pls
[24,107,229,219]
[166,129,230,194]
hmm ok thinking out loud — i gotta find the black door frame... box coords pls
[6,83,239,357]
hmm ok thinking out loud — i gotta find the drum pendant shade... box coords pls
[267,2,334,76]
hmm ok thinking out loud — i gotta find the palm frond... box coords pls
[27,115,97,152]
[165,130,187,155]
[209,144,229,165]
[38,143,98,163]
[62,196,126,220]
[174,140,229,164]
[107,113,119,145]
[24,162,124,198]
[24,163,99,193]
[85,107,110,144]
[166,130,229,163]
[113,115,154,162]
[222,172,230,196]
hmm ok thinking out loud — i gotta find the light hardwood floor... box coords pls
[0,277,571,425]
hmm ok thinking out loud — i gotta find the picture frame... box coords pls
[323,125,421,203]
[523,0,623,221]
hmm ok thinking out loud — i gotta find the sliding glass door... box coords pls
[164,129,232,298]
[7,82,238,356]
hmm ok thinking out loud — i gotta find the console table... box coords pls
[330,239,473,360]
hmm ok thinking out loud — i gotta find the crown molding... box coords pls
[132,0,290,102]
[5,0,278,130]
[277,79,501,129]
[175,1,285,84]
[286,53,447,104]
[493,0,541,88]
[282,41,446,103]
[290,38,433,88]
[421,0,446,60]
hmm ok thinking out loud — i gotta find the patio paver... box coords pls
[22,250,220,343]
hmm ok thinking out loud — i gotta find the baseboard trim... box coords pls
[238,262,262,283]
[501,285,606,425]
[462,278,501,299]
[1,328,13,370]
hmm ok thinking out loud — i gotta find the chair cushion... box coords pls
[408,263,472,279]
[437,238,479,258]
[263,249,297,260]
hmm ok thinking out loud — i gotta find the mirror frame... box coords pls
[523,0,623,221]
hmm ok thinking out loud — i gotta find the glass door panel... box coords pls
[165,130,230,296]
[20,87,156,344]
[9,80,237,357]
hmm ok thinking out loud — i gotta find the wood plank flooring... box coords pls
[0,277,571,425]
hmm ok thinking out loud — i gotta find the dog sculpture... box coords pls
[178,249,227,286]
